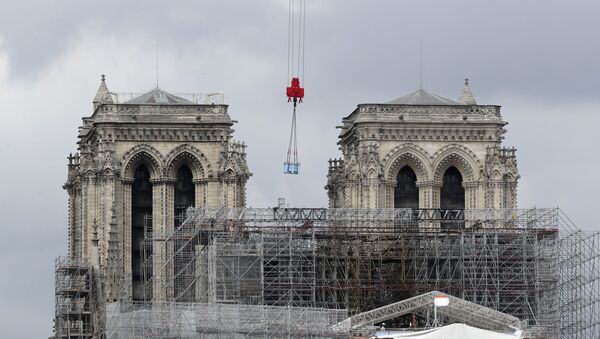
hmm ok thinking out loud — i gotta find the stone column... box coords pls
[66,186,80,259]
[327,189,336,208]
[362,180,371,208]
[463,181,479,228]
[223,177,243,208]
[381,179,395,208]
[505,181,517,208]
[222,178,230,207]
[81,175,94,264]
[236,178,246,208]
[99,175,116,271]
[193,179,208,207]
[75,185,83,257]
[90,175,100,265]
[344,182,353,208]
[233,178,244,208]
[97,177,105,269]
[351,180,358,208]
[477,181,487,209]
[416,180,442,209]
[205,179,221,208]
[416,181,427,209]
[151,178,175,301]
[225,178,235,208]
[107,178,122,302]
[368,178,378,208]
[416,180,442,228]
[164,179,175,300]
[346,181,353,208]
[463,181,479,209]
[121,177,134,300]
[491,182,497,208]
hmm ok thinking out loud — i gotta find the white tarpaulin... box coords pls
[373,323,520,339]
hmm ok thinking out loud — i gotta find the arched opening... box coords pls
[174,165,195,301]
[440,166,465,210]
[440,166,465,229]
[132,165,152,301]
[394,166,419,209]
[174,165,195,225]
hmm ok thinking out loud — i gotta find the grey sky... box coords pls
[0,1,599,337]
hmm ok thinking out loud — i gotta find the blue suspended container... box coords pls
[283,162,300,174]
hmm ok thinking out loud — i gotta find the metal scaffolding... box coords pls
[105,301,348,338]
[58,207,600,338]
[557,211,600,339]
[53,257,98,339]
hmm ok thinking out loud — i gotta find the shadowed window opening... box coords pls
[174,165,195,301]
[394,166,419,209]
[441,166,465,210]
[441,166,465,229]
[132,165,152,301]
[175,165,195,224]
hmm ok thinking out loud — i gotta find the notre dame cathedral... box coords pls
[54,75,524,338]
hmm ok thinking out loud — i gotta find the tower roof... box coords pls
[384,88,461,105]
[123,87,194,105]
[93,74,113,104]
[459,78,477,105]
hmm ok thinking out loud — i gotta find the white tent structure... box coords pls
[373,323,520,339]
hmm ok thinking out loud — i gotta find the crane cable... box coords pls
[284,0,306,174]
[287,0,306,83]
[286,106,298,167]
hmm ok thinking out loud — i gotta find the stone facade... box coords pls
[63,76,251,301]
[326,81,519,210]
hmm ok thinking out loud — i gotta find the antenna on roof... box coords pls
[419,40,423,89]
[155,39,159,88]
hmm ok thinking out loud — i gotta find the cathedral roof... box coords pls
[385,88,461,105]
[123,87,194,105]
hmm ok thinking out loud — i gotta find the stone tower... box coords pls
[326,80,518,210]
[63,75,251,301]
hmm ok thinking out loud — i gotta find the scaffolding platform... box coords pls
[57,207,600,339]
[105,301,348,338]
[53,257,96,339]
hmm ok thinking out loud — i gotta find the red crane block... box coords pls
[286,77,304,103]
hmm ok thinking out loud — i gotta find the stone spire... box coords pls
[93,74,113,109]
[459,78,477,105]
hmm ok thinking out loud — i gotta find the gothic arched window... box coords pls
[440,166,465,210]
[132,165,152,301]
[174,165,195,226]
[394,166,419,209]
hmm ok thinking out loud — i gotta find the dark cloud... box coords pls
[1,1,599,337]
